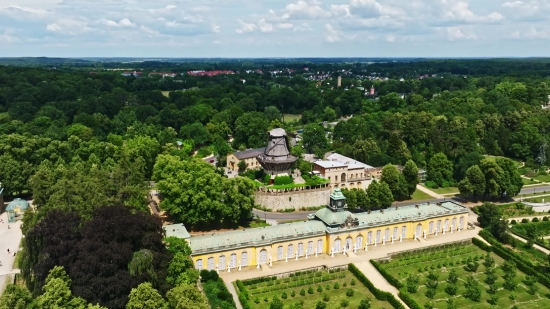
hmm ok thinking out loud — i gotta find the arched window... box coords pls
[277,246,284,260]
[317,239,323,253]
[341,173,346,182]
[452,218,457,230]
[230,253,237,268]
[356,235,363,249]
[334,239,341,252]
[429,221,434,234]
[384,228,390,241]
[416,224,422,238]
[307,241,314,255]
[259,249,267,264]
[195,259,203,270]
[219,255,226,270]
[345,237,353,250]
[298,242,304,256]
[376,230,381,243]
[287,244,294,258]
[437,220,442,233]
[241,252,248,266]
[393,227,398,240]
[459,216,465,229]
[401,226,407,239]
[207,257,214,270]
[367,231,373,244]
[444,219,449,231]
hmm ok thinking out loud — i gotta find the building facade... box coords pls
[166,189,469,272]
[313,153,374,191]
[226,147,265,172]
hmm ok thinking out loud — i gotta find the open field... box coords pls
[283,114,302,123]
[237,268,392,309]
[161,91,170,97]
[376,241,550,308]
[410,189,433,201]
[535,175,550,182]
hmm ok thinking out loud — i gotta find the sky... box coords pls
[0,0,549,58]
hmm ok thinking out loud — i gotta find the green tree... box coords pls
[351,139,380,165]
[264,106,283,122]
[402,160,419,197]
[0,284,33,309]
[270,296,284,309]
[180,123,211,146]
[427,152,454,187]
[477,202,507,238]
[126,282,168,309]
[126,135,161,178]
[302,123,328,154]
[378,181,394,208]
[365,180,380,208]
[380,164,406,200]
[458,165,486,198]
[35,266,87,309]
[234,112,269,148]
[165,284,209,309]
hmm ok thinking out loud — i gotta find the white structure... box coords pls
[313,153,374,192]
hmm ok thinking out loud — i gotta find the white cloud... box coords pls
[324,23,341,43]
[235,19,257,33]
[440,1,504,24]
[294,23,313,31]
[283,0,331,20]
[278,23,294,29]
[211,23,221,33]
[118,18,136,28]
[512,27,548,39]
[46,23,61,32]
[446,26,477,41]
[257,19,273,32]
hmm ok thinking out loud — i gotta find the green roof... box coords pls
[330,188,345,200]
[6,198,29,212]
[164,223,191,239]
[313,207,354,226]
[189,221,326,255]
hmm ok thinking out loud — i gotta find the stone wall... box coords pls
[254,186,331,211]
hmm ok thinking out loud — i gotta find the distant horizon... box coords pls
[1,56,550,60]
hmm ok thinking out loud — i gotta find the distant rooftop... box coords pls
[314,153,373,169]
[164,223,191,239]
[233,147,266,160]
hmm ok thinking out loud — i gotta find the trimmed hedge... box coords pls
[236,280,251,309]
[398,290,423,309]
[274,175,293,185]
[476,230,550,289]
[370,260,404,289]
[348,264,405,309]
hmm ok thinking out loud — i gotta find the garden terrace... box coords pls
[235,265,394,309]
[373,239,550,309]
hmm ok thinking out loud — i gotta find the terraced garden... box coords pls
[235,267,393,309]
[374,241,550,308]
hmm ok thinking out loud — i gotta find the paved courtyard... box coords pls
[0,212,23,296]
[220,227,480,309]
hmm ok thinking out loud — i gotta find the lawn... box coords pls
[410,189,433,201]
[161,91,170,97]
[523,178,541,185]
[535,174,550,183]
[283,114,302,123]
[236,268,392,309]
[422,185,459,195]
[376,241,550,309]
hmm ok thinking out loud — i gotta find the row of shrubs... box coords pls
[201,270,237,309]
[476,231,550,289]
[274,176,293,185]
[510,217,549,224]
[370,260,404,289]
[348,263,405,309]
[249,275,342,294]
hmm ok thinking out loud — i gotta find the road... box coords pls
[519,185,550,195]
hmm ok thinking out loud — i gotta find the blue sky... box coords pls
[0,0,549,57]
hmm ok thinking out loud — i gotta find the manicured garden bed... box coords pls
[374,240,550,309]
[236,267,394,309]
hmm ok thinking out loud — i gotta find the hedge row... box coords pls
[348,263,405,309]
[509,229,550,252]
[398,290,423,309]
[476,230,550,289]
[235,280,251,309]
[370,260,404,289]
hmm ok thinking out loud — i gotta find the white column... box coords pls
[315,249,318,257]
[228,265,231,273]
[353,244,357,253]
[215,264,219,274]
[383,238,385,246]
[256,258,260,269]
[423,231,426,240]
[451,227,454,234]
[400,235,402,242]
[269,256,272,267]
[305,252,308,259]
[285,253,288,263]
[238,263,241,271]
[331,248,334,257]
[374,239,377,247]
[365,244,368,251]
[435,229,438,236]
[443,227,446,235]
[414,233,417,241]
[295,252,298,261]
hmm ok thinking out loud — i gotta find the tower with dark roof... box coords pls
[257,128,298,179]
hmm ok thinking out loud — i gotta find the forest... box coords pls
[0,58,548,308]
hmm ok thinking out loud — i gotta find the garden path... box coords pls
[508,232,550,255]
[415,184,445,199]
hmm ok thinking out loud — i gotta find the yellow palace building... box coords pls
[164,189,469,272]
